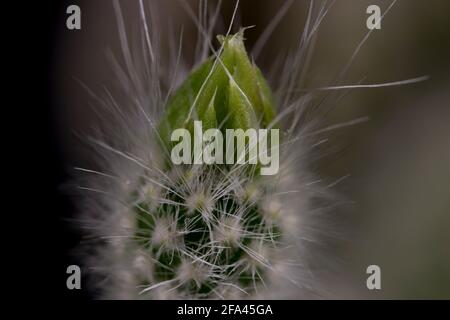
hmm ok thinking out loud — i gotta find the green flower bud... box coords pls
[159,30,277,149]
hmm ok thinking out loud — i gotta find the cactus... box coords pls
[74,0,429,300]
[78,1,320,300]
[128,31,291,299]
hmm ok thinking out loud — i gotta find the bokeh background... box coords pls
[51,0,450,299]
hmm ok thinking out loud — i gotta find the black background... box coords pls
[21,0,89,300]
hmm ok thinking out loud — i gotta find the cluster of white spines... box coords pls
[110,164,296,299]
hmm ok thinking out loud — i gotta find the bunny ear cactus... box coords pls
[128,31,291,299]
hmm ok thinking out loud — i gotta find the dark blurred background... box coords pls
[50,0,450,299]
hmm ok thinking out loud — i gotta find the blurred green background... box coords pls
[54,0,450,299]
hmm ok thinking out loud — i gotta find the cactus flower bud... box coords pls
[159,30,277,149]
